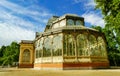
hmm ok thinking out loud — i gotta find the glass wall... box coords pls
[64,34,75,56]
[89,35,98,56]
[35,34,63,58]
[67,19,84,26]
[39,38,43,57]
[36,50,39,58]
[43,37,51,57]
[98,37,106,56]
[67,19,74,25]
[35,40,39,58]
[53,34,62,56]
[63,33,106,57]
[77,34,88,56]
[76,20,83,25]
[35,32,107,59]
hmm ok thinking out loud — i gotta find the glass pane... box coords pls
[97,37,106,56]
[53,34,62,56]
[64,34,75,56]
[36,50,39,58]
[39,38,43,57]
[35,40,39,48]
[43,37,51,57]
[67,19,74,25]
[89,35,98,56]
[77,34,88,56]
[63,35,67,56]
[76,20,83,25]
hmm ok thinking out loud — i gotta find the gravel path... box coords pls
[0,68,120,76]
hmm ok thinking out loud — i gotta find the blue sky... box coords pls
[0,0,104,46]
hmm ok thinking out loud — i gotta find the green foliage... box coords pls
[91,25,120,66]
[91,26,103,32]
[0,42,20,66]
[0,46,6,57]
[94,0,120,66]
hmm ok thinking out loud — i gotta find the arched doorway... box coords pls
[22,49,30,63]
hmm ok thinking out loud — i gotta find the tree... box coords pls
[0,42,20,66]
[92,0,120,66]
[0,46,6,57]
[0,46,6,65]
[94,0,120,45]
[91,26,103,32]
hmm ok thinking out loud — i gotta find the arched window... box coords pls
[76,20,83,25]
[89,35,98,56]
[97,37,106,56]
[22,49,30,62]
[53,34,62,56]
[77,34,88,56]
[39,38,43,57]
[64,34,75,56]
[67,19,74,25]
[36,50,39,58]
[43,37,51,57]
[35,40,39,58]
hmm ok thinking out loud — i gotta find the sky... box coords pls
[0,0,105,47]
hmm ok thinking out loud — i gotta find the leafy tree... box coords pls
[94,0,120,66]
[0,42,20,66]
[0,46,6,57]
[0,46,6,65]
[91,26,103,32]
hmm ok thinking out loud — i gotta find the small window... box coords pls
[67,19,74,25]
[76,20,83,25]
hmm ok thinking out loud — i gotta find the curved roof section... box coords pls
[46,16,59,26]
[44,16,59,32]
[35,25,99,41]
[61,14,80,18]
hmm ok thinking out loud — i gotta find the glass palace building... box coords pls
[19,14,109,69]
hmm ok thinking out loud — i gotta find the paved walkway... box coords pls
[0,68,120,76]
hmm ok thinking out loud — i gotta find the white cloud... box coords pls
[0,8,34,28]
[73,0,96,10]
[0,0,52,46]
[0,0,52,24]
[82,12,105,27]
[74,0,104,27]
[85,0,96,7]
[0,23,35,46]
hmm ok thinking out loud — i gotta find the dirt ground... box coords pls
[0,68,120,76]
